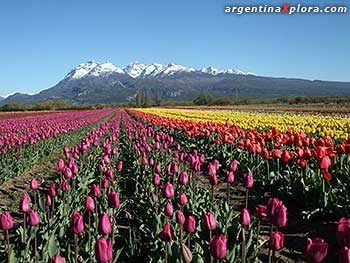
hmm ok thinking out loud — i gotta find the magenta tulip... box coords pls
[60,180,70,192]
[70,211,84,234]
[176,210,185,225]
[116,160,123,171]
[56,159,65,171]
[98,212,112,236]
[184,215,196,233]
[268,232,284,251]
[164,202,174,217]
[271,203,287,228]
[226,171,235,184]
[163,182,174,199]
[91,184,101,197]
[28,210,40,226]
[339,246,350,263]
[178,193,189,206]
[30,178,39,190]
[0,212,14,230]
[52,255,65,263]
[337,217,350,247]
[85,196,95,212]
[240,208,251,226]
[179,171,189,185]
[20,192,31,213]
[304,238,328,263]
[243,172,253,189]
[160,222,173,242]
[210,235,227,259]
[108,190,120,209]
[153,173,161,186]
[95,237,113,263]
[204,212,217,231]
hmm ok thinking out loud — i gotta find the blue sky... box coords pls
[0,0,349,97]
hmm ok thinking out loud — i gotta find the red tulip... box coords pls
[243,172,253,189]
[268,232,284,251]
[178,193,189,206]
[20,192,31,213]
[272,149,282,158]
[160,222,173,242]
[163,182,174,199]
[318,156,331,170]
[184,215,196,233]
[339,246,350,263]
[108,190,120,209]
[85,196,95,212]
[164,202,174,217]
[95,237,113,263]
[304,238,328,263]
[52,255,65,263]
[176,210,185,225]
[70,211,84,234]
[98,212,112,235]
[30,178,39,190]
[0,212,14,230]
[210,234,227,259]
[28,210,40,226]
[204,212,217,231]
[240,208,251,226]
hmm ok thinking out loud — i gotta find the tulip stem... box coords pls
[23,213,26,244]
[245,189,249,209]
[211,184,214,207]
[34,227,38,263]
[88,212,92,258]
[268,224,274,263]
[74,234,78,263]
[210,230,213,263]
[164,243,168,263]
[242,227,246,263]
[226,182,230,203]
[5,230,10,263]
[255,220,261,257]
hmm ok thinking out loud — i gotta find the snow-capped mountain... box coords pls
[63,60,254,81]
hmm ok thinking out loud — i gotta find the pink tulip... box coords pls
[85,196,95,212]
[176,210,185,225]
[95,237,113,263]
[272,204,287,228]
[108,190,120,209]
[116,160,123,171]
[164,202,174,217]
[337,217,350,247]
[210,235,227,259]
[91,184,101,197]
[229,160,238,172]
[20,192,31,213]
[63,167,72,179]
[52,255,65,263]
[179,171,189,185]
[204,212,217,231]
[60,180,70,192]
[155,165,161,174]
[240,208,251,226]
[153,174,161,186]
[105,168,113,181]
[160,222,173,242]
[163,182,174,199]
[28,210,40,226]
[304,238,328,263]
[56,159,65,171]
[178,193,189,206]
[243,172,253,189]
[268,232,284,251]
[0,212,14,230]
[255,205,268,220]
[49,183,58,198]
[30,178,39,190]
[184,215,196,233]
[226,171,235,184]
[70,211,84,234]
[98,212,112,235]
[339,246,350,263]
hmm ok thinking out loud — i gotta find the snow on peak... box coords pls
[64,60,254,80]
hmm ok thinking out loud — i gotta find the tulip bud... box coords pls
[160,222,173,242]
[163,182,174,199]
[268,232,284,251]
[30,178,39,190]
[91,184,101,197]
[63,167,72,179]
[85,196,95,212]
[164,202,174,217]
[337,217,350,247]
[116,160,123,171]
[153,174,161,186]
[98,212,112,236]
[229,160,238,172]
[60,180,70,192]
[210,234,227,259]
[184,215,196,233]
[105,169,113,181]
[70,211,84,234]
[151,192,158,203]
[20,192,31,213]
[178,193,189,207]
[304,238,328,263]
[28,210,40,226]
[46,195,52,207]
[155,165,161,174]
[108,190,120,209]
[243,172,253,189]
[0,211,14,230]
[182,244,193,263]
[176,210,185,225]
[56,159,65,172]
[49,183,58,198]
[255,205,268,220]
[179,171,189,185]
[271,204,287,228]
[95,237,113,263]
[204,212,217,231]
[339,246,350,263]
[267,197,282,220]
[52,255,65,263]
[240,208,251,226]
[226,171,234,184]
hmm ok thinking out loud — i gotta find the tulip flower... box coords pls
[102,178,109,189]
[153,173,161,186]
[267,197,283,220]
[255,205,268,220]
[243,172,253,189]
[204,212,217,231]
[164,202,174,217]
[49,183,58,198]
[210,235,227,259]
[160,222,173,242]
[240,208,251,226]
[63,167,73,179]
[339,246,350,263]
[178,192,189,207]
[85,196,95,212]
[226,171,235,184]
[28,210,40,226]
[229,160,238,172]
[304,238,328,263]
[268,232,284,251]
[163,182,174,199]
[56,159,65,172]
[108,190,120,209]
[20,192,31,213]
[60,180,70,192]
[52,255,65,263]
[30,178,39,190]
[176,210,185,225]
[181,243,193,263]
[271,204,287,228]
[95,237,113,263]
[0,212,14,230]
[337,217,350,247]
[98,212,112,236]
[318,155,331,171]
[116,160,123,171]
[184,215,196,233]
[91,184,101,197]
[179,171,189,185]
[70,211,84,234]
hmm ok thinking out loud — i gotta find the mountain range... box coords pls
[2,60,350,105]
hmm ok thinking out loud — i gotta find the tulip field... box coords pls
[1,107,350,263]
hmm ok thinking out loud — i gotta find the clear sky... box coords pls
[0,0,349,97]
